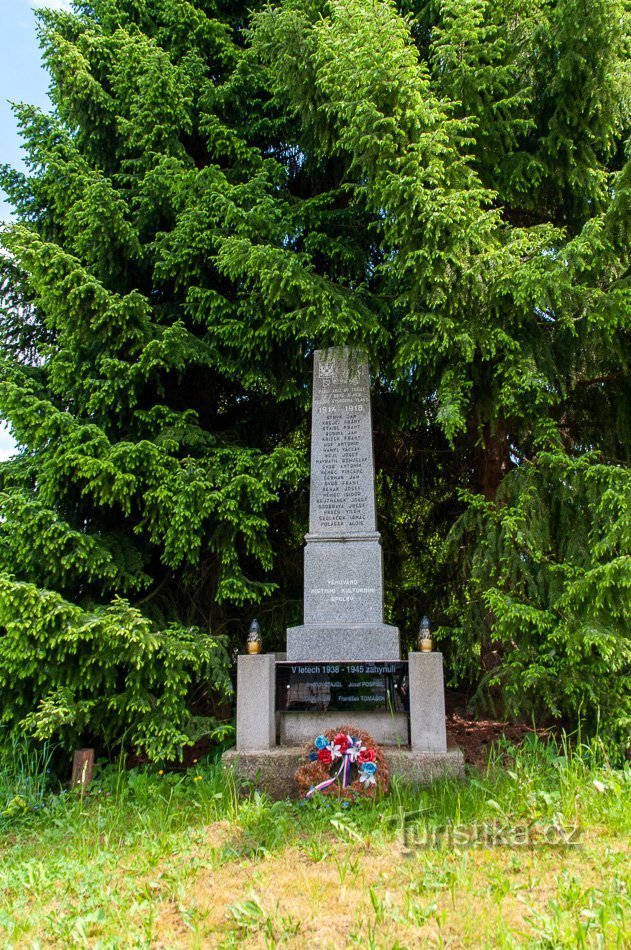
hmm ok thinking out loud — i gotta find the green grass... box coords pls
[0,735,629,947]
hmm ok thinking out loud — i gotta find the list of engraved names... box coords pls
[310,353,376,534]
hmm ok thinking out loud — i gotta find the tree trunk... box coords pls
[474,422,511,701]
[478,421,511,502]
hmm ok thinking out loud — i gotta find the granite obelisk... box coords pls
[287,347,400,661]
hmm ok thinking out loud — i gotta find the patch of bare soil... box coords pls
[444,690,550,767]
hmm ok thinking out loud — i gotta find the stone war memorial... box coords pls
[223,347,464,796]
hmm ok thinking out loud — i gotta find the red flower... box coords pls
[358,748,376,764]
[334,733,349,753]
[317,748,332,764]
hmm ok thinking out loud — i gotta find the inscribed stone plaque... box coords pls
[303,540,382,624]
[309,348,376,535]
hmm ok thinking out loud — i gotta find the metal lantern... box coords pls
[247,618,262,655]
[418,615,433,652]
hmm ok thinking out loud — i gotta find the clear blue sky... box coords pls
[0,1,69,458]
[0,0,68,219]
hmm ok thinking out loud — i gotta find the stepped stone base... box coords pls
[222,746,464,800]
[286,624,400,661]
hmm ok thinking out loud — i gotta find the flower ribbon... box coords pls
[342,752,351,788]
[306,755,347,798]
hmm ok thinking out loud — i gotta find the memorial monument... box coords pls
[223,347,463,796]
[286,347,398,663]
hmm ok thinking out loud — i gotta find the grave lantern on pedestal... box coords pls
[418,615,433,652]
[247,619,262,655]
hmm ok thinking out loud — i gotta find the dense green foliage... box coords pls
[0,0,629,756]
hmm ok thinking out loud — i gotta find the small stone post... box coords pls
[408,652,448,752]
[236,654,276,750]
[71,748,94,788]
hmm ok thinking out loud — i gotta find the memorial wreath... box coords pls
[295,727,389,800]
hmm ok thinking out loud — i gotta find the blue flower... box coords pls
[360,762,378,775]
[314,735,328,750]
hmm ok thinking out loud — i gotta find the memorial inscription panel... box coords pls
[303,543,382,624]
[309,350,376,535]
[276,661,409,713]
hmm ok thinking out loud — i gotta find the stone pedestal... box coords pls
[235,654,275,751]
[286,624,400,661]
[409,652,448,753]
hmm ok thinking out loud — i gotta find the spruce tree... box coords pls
[1,0,628,756]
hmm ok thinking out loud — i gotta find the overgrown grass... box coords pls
[1,734,629,946]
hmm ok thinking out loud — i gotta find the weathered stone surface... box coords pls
[387,746,464,783]
[236,654,276,751]
[279,711,409,746]
[303,537,383,625]
[222,747,302,800]
[408,651,448,753]
[309,347,376,536]
[222,745,464,800]
[286,624,400,661]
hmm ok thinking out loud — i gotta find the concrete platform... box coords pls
[222,745,465,800]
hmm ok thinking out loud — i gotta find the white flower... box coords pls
[359,771,376,787]
[327,741,342,760]
[346,740,364,763]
